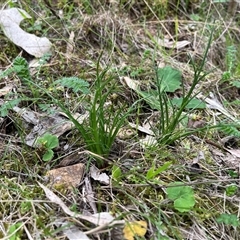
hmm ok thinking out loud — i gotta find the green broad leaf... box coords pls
[137,89,170,111]
[38,133,59,149]
[232,80,240,88]
[166,182,195,212]
[171,97,206,109]
[112,165,122,182]
[173,193,195,213]
[146,161,172,180]
[166,182,194,200]
[216,214,240,227]
[42,149,54,161]
[138,90,160,110]
[55,77,90,94]
[157,66,182,92]
[45,134,59,149]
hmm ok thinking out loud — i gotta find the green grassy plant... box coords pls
[1,56,132,167]
[53,59,133,165]
[2,1,240,239]
[136,29,223,145]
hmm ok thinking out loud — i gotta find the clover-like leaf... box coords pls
[42,149,54,162]
[166,182,195,212]
[38,133,59,149]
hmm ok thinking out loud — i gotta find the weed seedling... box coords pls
[166,182,195,213]
[37,133,59,161]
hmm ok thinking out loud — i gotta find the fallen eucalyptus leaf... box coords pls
[0,8,52,57]
[128,122,154,135]
[120,76,140,91]
[54,219,90,240]
[203,93,237,122]
[155,37,191,50]
[226,149,240,158]
[38,182,114,225]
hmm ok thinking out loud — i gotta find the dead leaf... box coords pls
[128,122,154,135]
[123,221,147,240]
[221,136,239,148]
[120,76,140,91]
[155,37,191,50]
[0,8,52,57]
[139,135,157,148]
[187,116,206,129]
[90,165,110,185]
[188,151,205,174]
[203,93,237,122]
[66,31,75,58]
[46,163,84,188]
[38,182,115,225]
[13,108,75,147]
[0,85,14,97]
[59,111,89,124]
[55,151,83,167]
[54,219,90,240]
[13,106,42,125]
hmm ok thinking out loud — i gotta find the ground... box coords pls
[1,0,240,239]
